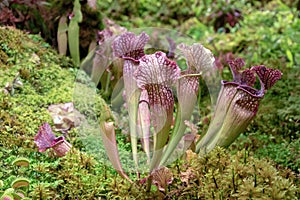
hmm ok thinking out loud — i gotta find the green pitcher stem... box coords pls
[149,119,172,171]
[127,91,140,172]
[159,107,183,166]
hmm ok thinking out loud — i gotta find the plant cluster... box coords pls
[85,27,283,191]
[0,0,102,61]
[169,148,299,199]
[206,0,243,33]
[0,156,31,200]
[0,1,299,199]
[106,147,299,199]
[196,0,300,172]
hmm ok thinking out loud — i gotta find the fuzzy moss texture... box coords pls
[0,27,299,199]
[0,27,74,145]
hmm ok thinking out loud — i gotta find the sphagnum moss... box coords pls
[0,26,117,199]
[101,147,298,199]
[0,27,75,141]
[167,147,299,199]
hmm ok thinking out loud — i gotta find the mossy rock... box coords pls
[0,26,114,198]
[0,27,76,148]
[0,26,109,141]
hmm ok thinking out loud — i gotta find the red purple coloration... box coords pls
[112,32,149,61]
[251,65,282,90]
[196,58,282,152]
[135,51,180,124]
[151,166,173,192]
[135,52,180,88]
[34,123,56,152]
[135,51,180,170]
[241,69,256,87]
[34,123,71,157]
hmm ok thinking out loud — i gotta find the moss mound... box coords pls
[0,26,75,148]
[108,148,299,199]
[0,26,112,198]
[170,148,299,199]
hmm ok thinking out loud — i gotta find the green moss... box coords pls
[0,27,23,66]
[191,0,299,177]
[0,27,77,141]
[101,147,299,199]
[0,26,114,198]
[176,148,299,199]
[0,26,79,186]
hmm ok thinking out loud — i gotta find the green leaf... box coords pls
[57,16,68,56]
[68,0,83,66]
[72,0,83,22]
[68,21,80,66]
[286,49,293,65]
[99,121,132,183]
